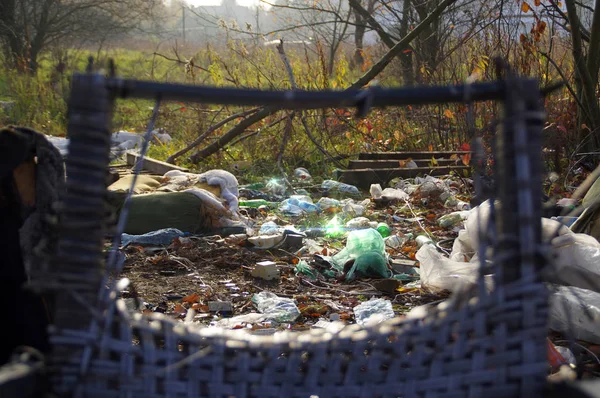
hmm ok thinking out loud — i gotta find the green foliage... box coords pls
[0,24,581,180]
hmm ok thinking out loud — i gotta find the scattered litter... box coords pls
[295,260,316,279]
[548,285,600,344]
[416,244,488,293]
[253,292,300,323]
[353,298,395,327]
[381,188,409,201]
[370,184,383,199]
[438,211,470,228]
[251,261,280,280]
[215,313,266,328]
[342,201,366,216]
[415,235,435,248]
[280,196,320,215]
[266,179,286,196]
[385,235,405,249]
[321,180,361,197]
[248,234,285,249]
[259,221,281,235]
[331,228,390,281]
[376,222,391,238]
[294,167,312,181]
[121,228,186,247]
[208,301,233,314]
[345,217,375,229]
[316,197,340,212]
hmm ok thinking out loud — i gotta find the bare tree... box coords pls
[0,0,162,73]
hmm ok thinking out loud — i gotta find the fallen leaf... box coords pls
[173,304,186,314]
[396,286,419,294]
[192,303,210,312]
[521,1,530,12]
[182,293,201,304]
[534,0,541,6]
[443,109,455,120]
[461,153,472,166]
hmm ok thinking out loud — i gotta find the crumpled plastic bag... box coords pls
[416,244,493,293]
[353,298,395,327]
[252,292,300,323]
[547,233,600,292]
[548,284,600,344]
[381,187,409,201]
[465,200,571,249]
[331,228,390,280]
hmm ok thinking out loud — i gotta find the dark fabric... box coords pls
[0,127,50,366]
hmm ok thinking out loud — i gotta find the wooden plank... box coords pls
[126,152,189,175]
[348,159,460,169]
[358,151,470,160]
[338,166,470,189]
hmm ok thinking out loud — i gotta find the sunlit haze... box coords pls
[185,0,264,7]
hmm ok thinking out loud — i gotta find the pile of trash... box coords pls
[111,162,600,379]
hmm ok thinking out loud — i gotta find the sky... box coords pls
[184,0,264,8]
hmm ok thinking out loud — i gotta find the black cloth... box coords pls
[0,128,50,365]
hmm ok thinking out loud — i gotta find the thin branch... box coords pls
[276,39,346,169]
[228,115,288,147]
[166,107,261,164]
[538,50,589,119]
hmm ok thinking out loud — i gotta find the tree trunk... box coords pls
[399,0,415,86]
[353,8,366,69]
[565,0,600,153]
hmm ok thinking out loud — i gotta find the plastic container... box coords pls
[384,235,405,249]
[331,228,390,280]
[438,211,470,228]
[294,167,312,180]
[259,221,281,235]
[370,184,383,199]
[321,180,361,197]
[416,235,435,247]
[342,202,365,216]
[317,197,341,212]
[252,291,300,323]
[279,197,320,215]
[376,222,391,238]
[353,298,395,326]
[345,217,372,229]
[266,180,286,196]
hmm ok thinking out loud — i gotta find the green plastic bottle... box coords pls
[239,199,274,208]
[376,222,391,238]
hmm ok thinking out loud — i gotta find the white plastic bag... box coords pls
[416,244,481,292]
[548,285,600,344]
[548,233,600,292]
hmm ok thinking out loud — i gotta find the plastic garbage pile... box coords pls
[46,129,172,159]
